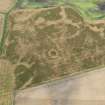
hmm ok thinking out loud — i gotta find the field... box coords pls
[0,0,16,103]
[2,6,105,90]
[1,0,105,105]
[1,1,105,105]
[15,67,105,105]
[0,0,16,13]
[0,59,15,105]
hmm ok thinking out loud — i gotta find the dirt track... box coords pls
[15,67,105,105]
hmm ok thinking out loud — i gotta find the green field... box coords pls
[15,0,105,20]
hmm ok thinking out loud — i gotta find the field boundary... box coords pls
[15,64,105,92]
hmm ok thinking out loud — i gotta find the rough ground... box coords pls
[4,6,105,90]
[0,59,15,105]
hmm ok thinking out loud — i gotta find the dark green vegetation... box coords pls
[3,6,105,90]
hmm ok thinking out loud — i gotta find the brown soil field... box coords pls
[0,0,16,13]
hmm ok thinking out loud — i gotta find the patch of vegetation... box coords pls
[66,24,79,36]
[65,7,83,23]
[15,0,65,8]
[30,61,53,86]
[35,7,61,21]
[15,65,32,89]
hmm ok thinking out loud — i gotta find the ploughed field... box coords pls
[2,6,105,90]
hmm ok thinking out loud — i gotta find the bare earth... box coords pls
[15,68,105,105]
[0,0,15,13]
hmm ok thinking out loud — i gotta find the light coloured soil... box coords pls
[16,86,52,105]
[0,0,16,13]
[15,67,105,105]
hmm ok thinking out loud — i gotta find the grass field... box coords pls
[68,0,105,20]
